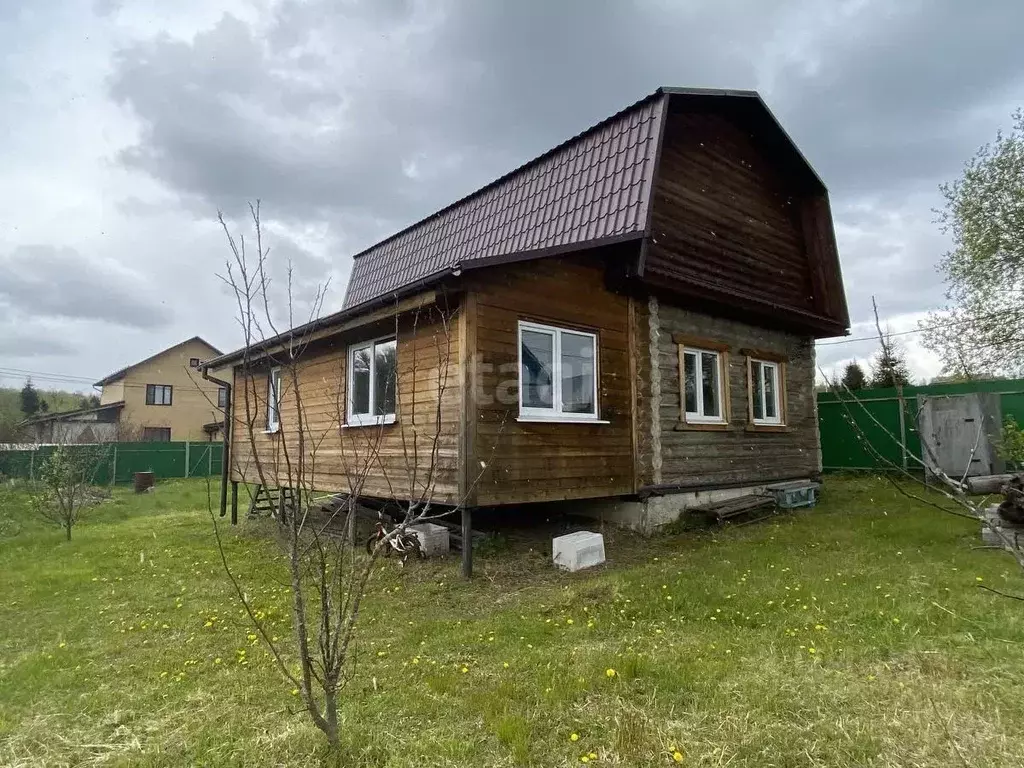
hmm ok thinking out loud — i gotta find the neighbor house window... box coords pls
[267,367,281,432]
[145,384,173,406]
[217,387,228,409]
[518,321,598,420]
[677,342,728,425]
[749,358,784,425]
[347,337,397,426]
[189,357,201,368]
[142,427,171,442]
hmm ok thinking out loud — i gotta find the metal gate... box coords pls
[917,393,1003,479]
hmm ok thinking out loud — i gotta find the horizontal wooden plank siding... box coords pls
[229,306,462,504]
[645,107,825,325]
[654,301,820,487]
[469,255,635,505]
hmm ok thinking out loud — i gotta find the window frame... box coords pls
[217,387,228,409]
[189,357,201,368]
[145,384,173,406]
[141,426,171,442]
[748,357,785,427]
[517,320,600,422]
[678,346,728,425]
[346,335,398,427]
[266,367,282,433]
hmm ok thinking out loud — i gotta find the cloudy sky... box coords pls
[2,0,1022,393]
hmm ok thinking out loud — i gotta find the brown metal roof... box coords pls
[342,91,667,307]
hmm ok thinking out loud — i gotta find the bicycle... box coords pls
[365,514,424,565]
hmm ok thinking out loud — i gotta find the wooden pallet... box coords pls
[689,494,776,524]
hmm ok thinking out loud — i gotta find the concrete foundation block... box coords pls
[411,523,449,557]
[553,531,605,572]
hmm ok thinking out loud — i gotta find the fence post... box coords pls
[897,385,908,471]
[111,444,118,485]
[208,443,213,476]
[184,440,190,479]
[29,450,35,482]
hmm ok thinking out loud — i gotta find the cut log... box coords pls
[965,474,1019,495]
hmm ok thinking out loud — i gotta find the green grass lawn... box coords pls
[2,476,1024,767]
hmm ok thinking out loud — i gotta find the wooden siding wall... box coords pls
[469,256,634,505]
[653,301,820,487]
[229,307,462,504]
[645,109,818,320]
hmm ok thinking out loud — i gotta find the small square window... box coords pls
[679,347,726,423]
[189,357,201,368]
[750,359,784,425]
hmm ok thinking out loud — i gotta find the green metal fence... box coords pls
[817,379,1024,471]
[0,441,223,485]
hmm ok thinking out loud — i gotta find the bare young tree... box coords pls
[34,444,99,540]
[211,203,488,750]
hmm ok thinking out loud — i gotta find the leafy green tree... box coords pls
[871,334,912,388]
[997,416,1024,469]
[840,361,867,390]
[20,379,40,418]
[922,109,1024,377]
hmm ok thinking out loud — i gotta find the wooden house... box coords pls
[206,87,848,535]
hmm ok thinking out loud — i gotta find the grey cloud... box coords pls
[0,330,75,358]
[0,244,173,329]
[103,0,1024,371]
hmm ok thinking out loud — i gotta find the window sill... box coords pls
[516,417,610,425]
[674,421,731,432]
[746,423,789,433]
[344,415,397,429]
[262,428,280,435]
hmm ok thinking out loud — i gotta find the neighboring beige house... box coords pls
[27,337,227,443]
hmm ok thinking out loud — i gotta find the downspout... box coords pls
[202,365,232,518]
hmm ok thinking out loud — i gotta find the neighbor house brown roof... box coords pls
[94,336,223,387]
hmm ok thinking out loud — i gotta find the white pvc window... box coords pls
[682,348,725,423]
[518,321,598,420]
[347,336,397,426]
[750,359,782,425]
[266,367,281,432]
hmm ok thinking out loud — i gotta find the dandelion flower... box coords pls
[976,576,984,582]
[570,733,580,742]
[605,668,617,678]
[461,666,469,673]
[589,752,597,759]
[291,688,299,696]
[503,662,509,669]
[567,619,574,625]
[580,757,589,764]
[673,750,684,762]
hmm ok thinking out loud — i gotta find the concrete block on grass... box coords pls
[411,523,449,557]
[553,531,605,572]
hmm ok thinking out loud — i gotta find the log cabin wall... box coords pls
[651,299,820,488]
[644,106,830,327]
[229,305,462,504]
[468,254,635,506]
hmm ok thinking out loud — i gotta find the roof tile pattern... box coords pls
[343,94,666,308]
